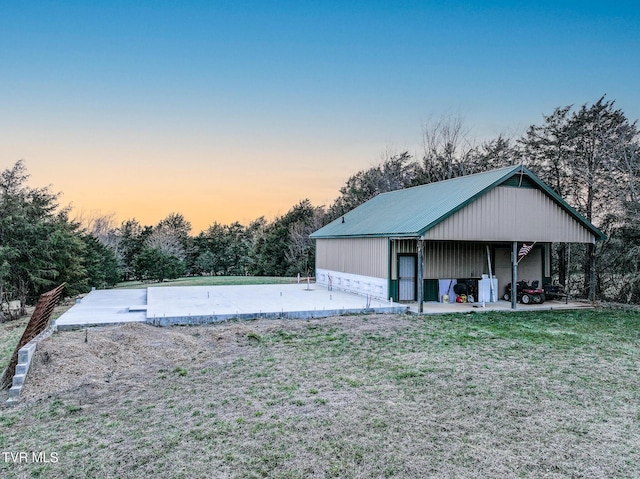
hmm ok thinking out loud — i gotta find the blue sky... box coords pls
[1,1,638,232]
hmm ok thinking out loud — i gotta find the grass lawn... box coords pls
[1,309,639,478]
[114,276,307,289]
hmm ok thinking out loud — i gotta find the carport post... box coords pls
[511,241,517,310]
[417,239,424,313]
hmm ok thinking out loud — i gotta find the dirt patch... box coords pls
[21,315,410,404]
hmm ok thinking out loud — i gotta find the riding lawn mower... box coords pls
[503,280,546,304]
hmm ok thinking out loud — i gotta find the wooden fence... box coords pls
[1,283,66,390]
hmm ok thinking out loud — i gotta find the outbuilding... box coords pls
[310,165,606,311]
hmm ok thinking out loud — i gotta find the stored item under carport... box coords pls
[503,280,546,304]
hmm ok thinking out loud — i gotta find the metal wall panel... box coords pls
[423,186,595,243]
[422,242,488,278]
[315,238,388,279]
[494,246,542,294]
[391,240,489,279]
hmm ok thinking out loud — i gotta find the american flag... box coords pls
[518,243,533,259]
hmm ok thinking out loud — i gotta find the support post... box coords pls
[417,239,424,313]
[588,243,596,303]
[566,243,571,304]
[511,241,518,310]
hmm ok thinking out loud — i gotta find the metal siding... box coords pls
[494,246,542,292]
[519,248,544,285]
[316,238,388,279]
[423,242,488,278]
[424,279,439,301]
[393,240,488,279]
[423,187,595,243]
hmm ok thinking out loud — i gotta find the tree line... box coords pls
[0,160,325,319]
[1,96,639,319]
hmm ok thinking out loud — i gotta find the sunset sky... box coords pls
[1,1,639,233]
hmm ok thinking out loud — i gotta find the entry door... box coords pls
[398,255,417,301]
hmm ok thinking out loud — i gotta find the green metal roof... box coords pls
[311,165,606,240]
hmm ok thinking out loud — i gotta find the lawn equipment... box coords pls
[453,279,477,303]
[503,280,546,304]
[543,282,566,300]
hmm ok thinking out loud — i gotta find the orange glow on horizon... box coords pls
[22,152,357,234]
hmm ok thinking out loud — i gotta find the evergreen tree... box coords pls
[252,200,316,276]
[0,161,87,313]
[327,152,415,221]
[117,219,152,280]
[81,234,121,289]
[134,247,185,283]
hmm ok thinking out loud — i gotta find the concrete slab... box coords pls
[54,289,147,330]
[54,284,593,330]
[54,284,407,329]
[146,284,405,325]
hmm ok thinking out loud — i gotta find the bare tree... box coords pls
[327,152,415,221]
[146,213,192,262]
[593,121,640,302]
[146,227,187,261]
[415,115,476,184]
[286,206,325,276]
[76,212,121,250]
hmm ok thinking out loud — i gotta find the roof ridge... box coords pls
[376,164,521,197]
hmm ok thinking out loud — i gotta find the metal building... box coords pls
[310,165,605,311]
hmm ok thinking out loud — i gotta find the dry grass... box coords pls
[0,316,30,377]
[0,300,76,383]
[1,309,639,478]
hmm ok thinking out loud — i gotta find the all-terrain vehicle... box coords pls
[503,280,546,304]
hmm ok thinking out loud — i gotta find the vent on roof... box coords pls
[500,175,536,188]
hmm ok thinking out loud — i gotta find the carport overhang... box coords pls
[396,234,603,313]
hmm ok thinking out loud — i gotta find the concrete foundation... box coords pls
[54,289,148,330]
[54,284,407,330]
[53,283,594,331]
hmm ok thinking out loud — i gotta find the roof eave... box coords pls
[311,232,419,240]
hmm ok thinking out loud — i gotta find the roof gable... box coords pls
[311,165,606,241]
